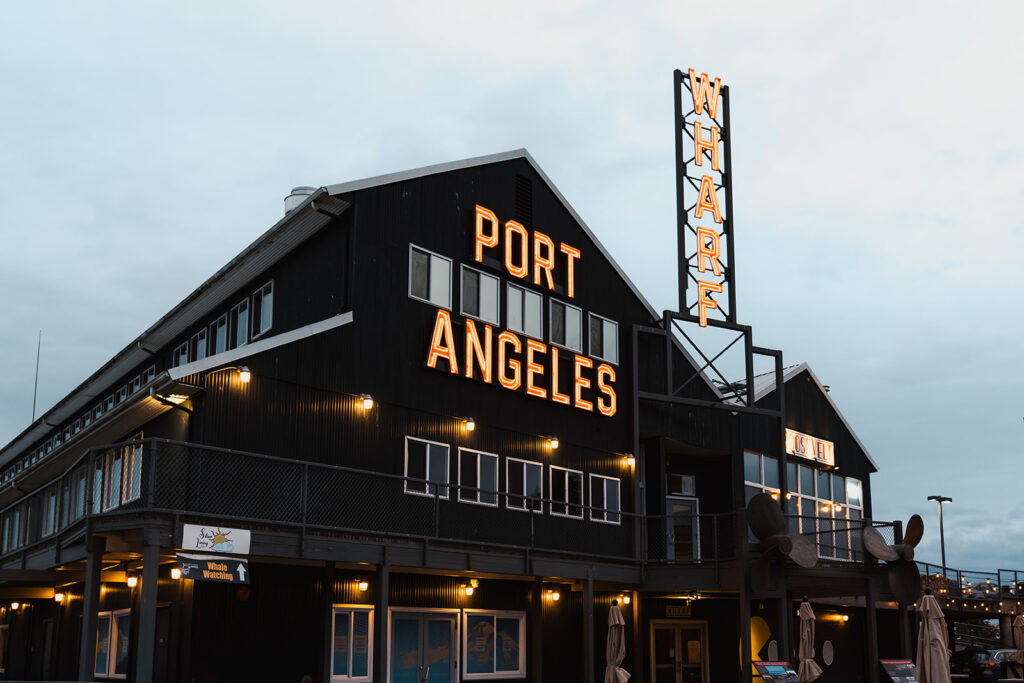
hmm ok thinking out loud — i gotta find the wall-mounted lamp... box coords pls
[547,436,559,450]
[126,575,139,588]
[10,602,19,610]
[463,417,476,432]
[545,588,560,602]
[170,567,182,580]
[54,592,65,603]
[621,594,631,605]
[238,366,251,383]
[360,394,374,410]
[625,454,636,468]
[461,580,477,597]
[357,580,369,592]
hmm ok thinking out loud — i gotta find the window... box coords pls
[331,606,373,681]
[252,281,274,339]
[590,475,621,524]
[130,376,141,394]
[230,300,249,349]
[463,611,526,678]
[42,485,57,536]
[589,314,619,364]
[507,284,542,339]
[95,609,130,678]
[461,266,500,324]
[173,342,189,368]
[669,474,696,497]
[549,466,583,518]
[207,315,226,356]
[550,299,582,352]
[404,437,449,498]
[92,459,104,514]
[103,448,122,511]
[506,458,543,512]
[144,364,157,383]
[409,245,452,309]
[121,439,143,504]
[458,449,499,506]
[191,329,207,362]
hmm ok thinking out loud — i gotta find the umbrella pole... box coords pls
[780,592,792,663]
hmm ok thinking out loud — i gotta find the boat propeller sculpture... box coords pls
[862,514,924,605]
[746,492,818,595]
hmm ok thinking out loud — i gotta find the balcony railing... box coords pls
[0,438,899,570]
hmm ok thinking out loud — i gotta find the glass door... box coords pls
[391,611,458,683]
[651,621,708,683]
[666,496,700,562]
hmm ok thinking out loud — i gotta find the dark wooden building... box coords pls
[0,151,913,683]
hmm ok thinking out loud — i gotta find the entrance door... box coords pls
[391,611,458,683]
[667,496,700,562]
[651,621,708,683]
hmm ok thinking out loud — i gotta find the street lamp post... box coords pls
[927,495,952,579]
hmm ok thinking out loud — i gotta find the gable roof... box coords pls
[746,362,878,471]
[326,149,726,401]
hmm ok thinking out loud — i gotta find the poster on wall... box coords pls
[753,662,799,682]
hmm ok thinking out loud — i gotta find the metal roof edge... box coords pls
[0,192,350,464]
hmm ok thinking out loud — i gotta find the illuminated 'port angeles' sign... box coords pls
[424,205,617,417]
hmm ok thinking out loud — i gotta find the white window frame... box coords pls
[95,608,131,679]
[251,280,274,340]
[408,244,452,310]
[462,609,527,679]
[191,328,208,362]
[173,342,189,368]
[403,436,450,499]
[589,474,621,525]
[331,604,374,682]
[102,448,123,512]
[588,312,619,365]
[549,465,584,519]
[506,283,543,341]
[457,448,500,507]
[230,299,249,349]
[211,314,229,355]
[549,298,583,353]
[505,457,543,513]
[460,265,501,325]
[121,436,143,505]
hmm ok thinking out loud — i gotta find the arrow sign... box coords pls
[177,553,250,585]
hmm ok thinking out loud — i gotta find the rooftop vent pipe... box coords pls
[285,186,316,214]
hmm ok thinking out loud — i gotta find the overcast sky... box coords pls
[2,2,1022,574]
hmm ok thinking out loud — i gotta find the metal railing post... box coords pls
[147,440,157,508]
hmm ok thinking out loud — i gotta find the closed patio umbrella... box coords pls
[604,600,630,683]
[797,599,822,683]
[1012,614,1024,676]
[916,589,951,683]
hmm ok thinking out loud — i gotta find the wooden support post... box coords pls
[374,562,390,683]
[77,534,105,682]
[865,578,879,683]
[584,575,594,683]
[529,579,543,683]
[134,535,161,683]
[322,562,336,683]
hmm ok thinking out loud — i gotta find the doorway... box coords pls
[389,610,458,683]
[650,620,709,683]
[666,496,700,562]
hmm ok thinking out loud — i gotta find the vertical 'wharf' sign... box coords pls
[423,205,617,417]
[675,68,736,327]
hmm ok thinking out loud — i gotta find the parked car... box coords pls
[989,649,1022,677]
[950,649,1004,682]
